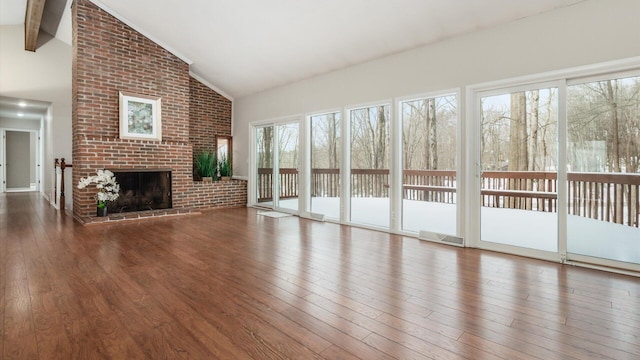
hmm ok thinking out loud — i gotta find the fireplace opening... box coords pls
[107,169,172,213]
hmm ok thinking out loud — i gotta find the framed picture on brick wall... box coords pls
[119,91,162,141]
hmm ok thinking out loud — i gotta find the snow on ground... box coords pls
[275,197,639,264]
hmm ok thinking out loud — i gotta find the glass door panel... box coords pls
[310,112,341,219]
[400,95,457,235]
[277,123,299,211]
[567,75,640,266]
[255,126,274,207]
[350,105,390,228]
[480,88,559,252]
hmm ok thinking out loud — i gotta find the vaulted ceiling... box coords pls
[1,0,584,102]
[91,0,585,98]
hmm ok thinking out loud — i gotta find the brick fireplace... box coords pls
[72,0,246,223]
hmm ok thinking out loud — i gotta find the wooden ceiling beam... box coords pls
[24,0,47,52]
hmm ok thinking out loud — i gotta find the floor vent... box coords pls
[310,212,326,221]
[418,230,464,247]
[301,211,326,221]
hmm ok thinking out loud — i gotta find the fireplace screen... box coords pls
[107,170,172,213]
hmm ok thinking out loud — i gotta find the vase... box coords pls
[97,206,108,217]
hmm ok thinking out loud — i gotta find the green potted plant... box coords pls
[194,151,217,182]
[218,154,232,181]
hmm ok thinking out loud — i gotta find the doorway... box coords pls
[253,121,301,213]
[348,104,391,228]
[471,70,639,273]
[478,85,559,255]
[400,94,458,236]
[2,129,40,192]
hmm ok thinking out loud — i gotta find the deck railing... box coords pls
[257,168,640,227]
[481,171,557,212]
[568,172,639,227]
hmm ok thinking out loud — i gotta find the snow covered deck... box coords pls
[272,197,640,265]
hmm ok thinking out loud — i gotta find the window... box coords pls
[400,94,457,235]
[310,112,341,219]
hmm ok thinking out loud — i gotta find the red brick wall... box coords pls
[189,77,232,155]
[72,0,245,222]
[189,180,247,209]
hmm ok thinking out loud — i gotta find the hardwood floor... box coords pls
[1,192,638,359]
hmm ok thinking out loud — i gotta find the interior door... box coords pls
[0,130,4,191]
[5,130,31,190]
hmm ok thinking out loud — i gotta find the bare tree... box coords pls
[351,106,389,169]
[603,80,622,172]
[402,101,425,169]
[426,97,437,169]
[402,96,456,171]
[509,92,528,171]
[311,114,340,168]
[374,106,387,169]
[327,113,339,168]
[528,90,540,171]
[257,126,272,168]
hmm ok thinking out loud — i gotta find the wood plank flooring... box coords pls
[1,192,639,359]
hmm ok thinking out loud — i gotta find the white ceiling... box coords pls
[0,96,50,121]
[0,0,27,25]
[0,0,70,121]
[0,0,584,102]
[0,0,72,44]
[90,0,584,98]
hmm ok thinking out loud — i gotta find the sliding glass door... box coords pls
[349,104,390,228]
[254,121,300,212]
[400,94,457,236]
[479,85,559,254]
[276,122,300,212]
[473,70,639,272]
[255,125,274,207]
[566,74,640,268]
[310,112,341,220]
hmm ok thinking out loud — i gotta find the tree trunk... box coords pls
[605,80,621,173]
[604,80,623,223]
[374,106,387,169]
[528,90,539,172]
[509,92,528,208]
[426,97,437,170]
[261,127,272,168]
[328,114,338,169]
[509,92,528,171]
[527,91,539,210]
[541,91,553,171]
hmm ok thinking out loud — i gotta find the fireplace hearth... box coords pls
[107,169,172,213]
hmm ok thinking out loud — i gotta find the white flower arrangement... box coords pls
[77,169,120,208]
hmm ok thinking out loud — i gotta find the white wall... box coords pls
[233,0,640,177]
[0,117,41,130]
[0,25,72,208]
